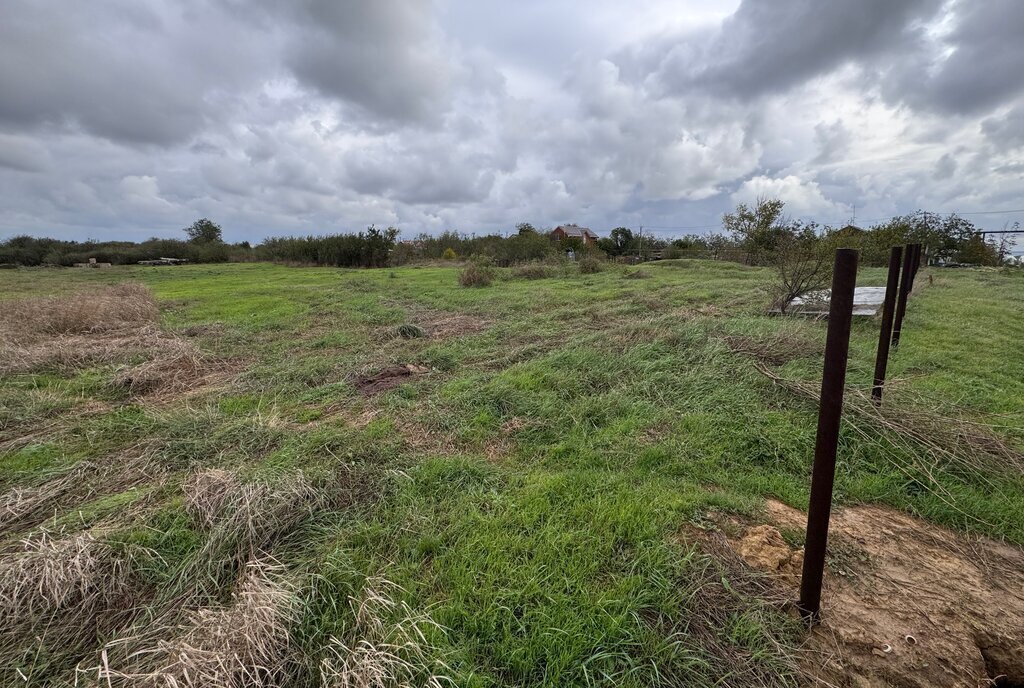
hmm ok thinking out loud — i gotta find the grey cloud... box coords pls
[933,153,957,180]
[813,120,851,164]
[982,104,1024,149]
[881,0,1024,114]
[0,1,270,146]
[0,134,51,172]
[651,0,943,99]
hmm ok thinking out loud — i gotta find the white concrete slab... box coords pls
[789,286,887,316]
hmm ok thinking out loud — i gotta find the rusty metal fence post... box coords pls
[890,245,915,348]
[872,246,903,403]
[798,248,859,622]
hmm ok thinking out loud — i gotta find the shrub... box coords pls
[513,263,553,280]
[579,256,603,274]
[442,248,458,260]
[458,258,495,287]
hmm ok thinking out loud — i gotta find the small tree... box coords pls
[770,224,831,314]
[723,197,787,266]
[442,247,458,260]
[183,218,223,244]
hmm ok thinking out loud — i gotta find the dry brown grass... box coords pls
[0,284,229,401]
[722,331,821,367]
[0,283,157,340]
[319,577,451,688]
[0,454,162,537]
[91,558,298,688]
[182,468,241,529]
[0,531,138,669]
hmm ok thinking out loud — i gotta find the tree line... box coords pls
[1,206,1015,269]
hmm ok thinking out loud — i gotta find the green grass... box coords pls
[1,260,1022,686]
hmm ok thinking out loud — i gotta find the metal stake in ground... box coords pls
[798,247,859,622]
[909,243,921,288]
[891,245,915,348]
[872,246,903,403]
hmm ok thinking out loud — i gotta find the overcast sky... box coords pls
[2,0,1023,243]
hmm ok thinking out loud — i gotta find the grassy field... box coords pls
[1,259,1023,686]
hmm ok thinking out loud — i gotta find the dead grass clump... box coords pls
[189,472,326,578]
[111,336,208,398]
[0,456,161,537]
[723,331,821,367]
[0,283,157,341]
[623,269,651,279]
[182,468,241,529]
[0,532,137,662]
[94,559,298,687]
[319,577,451,688]
[0,284,226,401]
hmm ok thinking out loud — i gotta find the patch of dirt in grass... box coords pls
[354,363,430,396]
[623,269,651,279]
[722,500,1024,688]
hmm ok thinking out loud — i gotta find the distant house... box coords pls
[551,224,599,245]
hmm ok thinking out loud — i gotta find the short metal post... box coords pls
[798,248,859,622]
[890,245,915,348]
[872,246,903,403]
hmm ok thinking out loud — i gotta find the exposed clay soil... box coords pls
[354,363,430,395]
[719,500,1024,687]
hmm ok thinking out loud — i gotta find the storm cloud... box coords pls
[0,0,1022,242]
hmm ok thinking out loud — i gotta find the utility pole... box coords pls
[639,225,643,260]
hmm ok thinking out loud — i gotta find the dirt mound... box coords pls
[723,501,1024,687]
[355,363,430,395]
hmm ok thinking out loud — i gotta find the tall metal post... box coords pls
[872,246,903,403]
[798,248,859,622]
[890,245,915,348]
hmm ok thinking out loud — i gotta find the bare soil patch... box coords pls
[713,500,1024,687]
[354,363,430,396]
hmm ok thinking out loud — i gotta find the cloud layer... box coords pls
[1,0,1022,242]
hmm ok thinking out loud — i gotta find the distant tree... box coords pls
[442,247,458,260]
[723,197,787,265]
[516,222,538,235]
[609,227,634,256]
[184,218,223,244]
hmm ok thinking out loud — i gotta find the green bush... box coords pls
[458,258,495,287]
[579,256,603,274]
